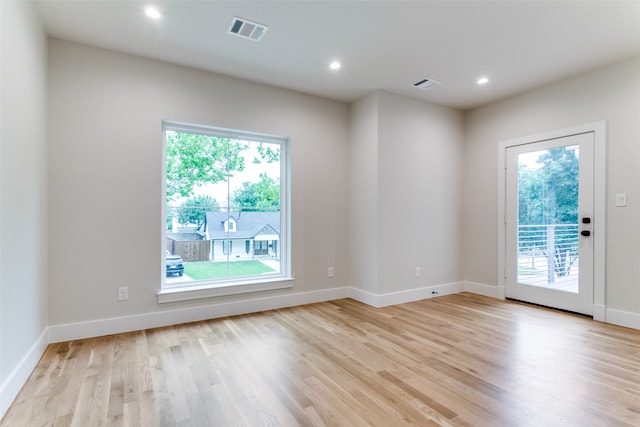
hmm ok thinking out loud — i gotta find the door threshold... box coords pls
[505,298,593,319]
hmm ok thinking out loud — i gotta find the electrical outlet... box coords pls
[415,267,422,278]
[117,287,128,301]
[328,267,334,278]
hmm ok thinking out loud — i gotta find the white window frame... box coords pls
[158,121,293,303]
[225,218,236,233]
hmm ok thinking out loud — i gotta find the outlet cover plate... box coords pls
[118,287,129,301]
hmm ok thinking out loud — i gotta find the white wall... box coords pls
[464,56,640,323]
[348,92,379,295]
[349,91,465,304]
[0,0,49,414]
[377,92,464,294]
[47,39,349,330]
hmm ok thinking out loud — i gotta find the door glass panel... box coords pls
[517,146,579,293]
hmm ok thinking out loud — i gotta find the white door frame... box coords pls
[497,121,606,321]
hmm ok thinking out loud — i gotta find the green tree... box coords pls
[166,132,247,200]
[518,166,544,226]
[536,147,579,224]
[518,147,578,225]
[252,143,280,164]
[178,195,219,229]
[518,147,579,277]
[232,173,280,211]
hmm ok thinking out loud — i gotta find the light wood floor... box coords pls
[3,293,640,426]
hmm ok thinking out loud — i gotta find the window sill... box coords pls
[157,277,294,303]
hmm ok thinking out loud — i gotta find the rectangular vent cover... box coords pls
[413,78,442,90]
[228,16,269,42]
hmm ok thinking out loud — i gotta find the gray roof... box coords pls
[205,211,280,240]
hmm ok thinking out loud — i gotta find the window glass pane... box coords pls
[164,124,285,288]
[516,146,579,292]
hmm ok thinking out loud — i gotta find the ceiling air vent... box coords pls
[228,16,269,42]
[413,78,442,91]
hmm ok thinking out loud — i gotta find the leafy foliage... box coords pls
[166,132,247,200]
[252,143,280,164]
[178,195,219,229]
[232,173,280,211]
[518,147,578,225]
[518,146,579,277]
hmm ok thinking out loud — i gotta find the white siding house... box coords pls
[204,211,280,261]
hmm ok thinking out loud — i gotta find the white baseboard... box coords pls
[464,281,503,299]
[348,287,380,307]
[605,307,640,330]
[593,304,606,322]
[0,328,49,418]
[2,286,350,420]
[463,282,640,329]
[48,286,351,343]
[349,282,465,308]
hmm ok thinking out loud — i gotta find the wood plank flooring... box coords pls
[2,293,640,426]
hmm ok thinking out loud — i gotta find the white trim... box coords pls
[0,328,49,418]
[497,139,507,292]
[224,218,236,233]
[349,282,465,308]
[157,277,294,303]
[161,120,292,291]
[49,287,350,343]
[497,121,607,317]
[163,121,286,145]
[605,308,640,330]
[348,287,381,307]
[592,121,607,319]
[464,281,503,299]
[593,304,606,322]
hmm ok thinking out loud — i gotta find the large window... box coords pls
[160,121,290,301]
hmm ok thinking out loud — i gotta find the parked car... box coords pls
[166,250,184,276]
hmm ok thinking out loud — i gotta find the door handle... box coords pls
[581,230,591,237]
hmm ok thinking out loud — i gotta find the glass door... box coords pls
[505,132,594,315]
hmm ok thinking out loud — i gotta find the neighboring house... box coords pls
[203,211,280,261]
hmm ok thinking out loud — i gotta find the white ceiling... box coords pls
[34,0,640,110]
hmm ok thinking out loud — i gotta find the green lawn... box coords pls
[184,260,275,280]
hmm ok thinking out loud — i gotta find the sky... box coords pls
[182,141,280,208]
[518,145,579,170]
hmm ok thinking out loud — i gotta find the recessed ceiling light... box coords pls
[329,61,342,70]
[477,77,489,85]
[145,7,161,19]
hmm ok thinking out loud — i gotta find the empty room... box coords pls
[2,1,640,425]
